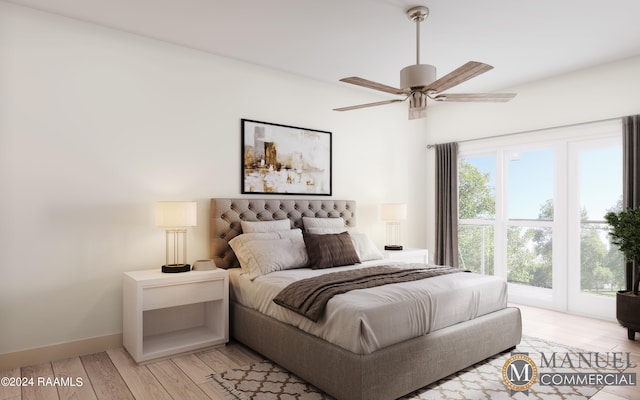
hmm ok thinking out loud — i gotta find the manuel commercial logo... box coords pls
[502,352,538,395]
[502,350,637,396]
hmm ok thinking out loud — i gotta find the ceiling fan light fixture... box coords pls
[408,92,427,120]
[400,64,436,90]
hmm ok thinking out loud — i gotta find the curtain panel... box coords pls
[623,115,640,291]
[434,142,459,267]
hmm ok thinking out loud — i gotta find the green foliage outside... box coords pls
[458,159,624,295]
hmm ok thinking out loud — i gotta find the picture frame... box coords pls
[241,119,332,196]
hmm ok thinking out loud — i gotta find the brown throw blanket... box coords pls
[273,264,464,322]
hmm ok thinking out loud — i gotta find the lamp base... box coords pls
[384,245,403,251]
[162,264,191,273]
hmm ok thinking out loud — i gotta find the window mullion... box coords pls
[494,149,507,279]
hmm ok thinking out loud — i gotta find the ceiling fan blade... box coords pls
[333,99,404,112]
[339,77,408,95]
[426,61,494,93]
[433,93,517,102]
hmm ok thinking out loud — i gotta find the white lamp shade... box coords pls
[155,201,197,227]
[381,203,407,221]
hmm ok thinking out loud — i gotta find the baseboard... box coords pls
[0,333,123,371]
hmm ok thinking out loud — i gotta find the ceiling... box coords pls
[7,0,640,94]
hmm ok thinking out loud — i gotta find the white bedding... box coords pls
[229,260,507,354]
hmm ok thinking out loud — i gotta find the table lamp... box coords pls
[381,203,407,250]
[155,201,197,273]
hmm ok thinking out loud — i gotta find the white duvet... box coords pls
[229,260,507,354]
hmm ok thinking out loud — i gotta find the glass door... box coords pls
[504,147,562,310]
[567,137,624,319]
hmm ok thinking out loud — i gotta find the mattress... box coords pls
[229,260,508,354]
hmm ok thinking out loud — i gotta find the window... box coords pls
[457,120,623,318]
[458,155,495,275]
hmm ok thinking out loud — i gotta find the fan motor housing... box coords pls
[400,64,436,89]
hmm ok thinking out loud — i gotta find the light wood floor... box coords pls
[1,304,639,400]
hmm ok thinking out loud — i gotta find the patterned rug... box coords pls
[208,336,630,400]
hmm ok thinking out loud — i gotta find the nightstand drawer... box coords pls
[142,279,224,310]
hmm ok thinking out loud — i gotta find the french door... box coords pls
[567,137,624,318]
[502,145,561,310]
[458,120,624,319]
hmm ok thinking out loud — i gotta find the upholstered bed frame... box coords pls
[210,198,522,400]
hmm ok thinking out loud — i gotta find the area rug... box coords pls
[208,336,630,400]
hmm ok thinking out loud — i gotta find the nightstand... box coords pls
[123,268,228,363]
[383,248,429,264]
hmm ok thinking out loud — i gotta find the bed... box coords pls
[210,198,521,400]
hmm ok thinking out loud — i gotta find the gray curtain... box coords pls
[623,115,640,291]
[435,142,459,267]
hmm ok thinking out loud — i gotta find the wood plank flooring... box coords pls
[1,303,639,400]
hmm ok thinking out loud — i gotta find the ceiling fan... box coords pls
[334,6,516,120]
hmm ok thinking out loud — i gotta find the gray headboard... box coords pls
[210,198,356,269]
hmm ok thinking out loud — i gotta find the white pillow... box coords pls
[230,229,299,260]
[350,233,384,261]
[229,229,308,279]
[241,219,291,233]
[303,217,350,235]
[306,226,347,234]
[238,238,308,279]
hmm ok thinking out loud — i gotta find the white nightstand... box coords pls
[123,268,229,363]
[383,248,429,264]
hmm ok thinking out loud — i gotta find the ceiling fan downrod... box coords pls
[400,6,435,90]
[406,6,429,65]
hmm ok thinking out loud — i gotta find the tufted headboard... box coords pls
[210,198,356,269]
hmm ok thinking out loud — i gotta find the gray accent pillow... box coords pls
[303,231,361,269]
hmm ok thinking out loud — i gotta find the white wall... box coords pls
[424,55,640,271]
[0,2,427,355]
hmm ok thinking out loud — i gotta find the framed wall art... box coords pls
[241,119,332,196]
